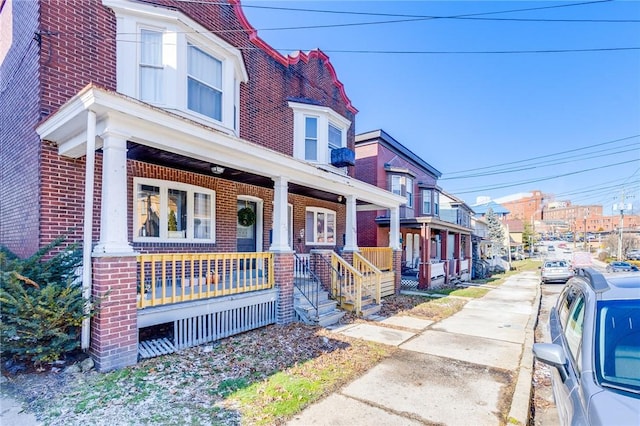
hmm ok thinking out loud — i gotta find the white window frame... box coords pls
[139,28,164,103]
[422,189,440,216]
[133,177,216,243]
[406,177,413,208]
[289,101,350,168]
[108,0,248,135]
[187,43,223,121]
[305,207,336,246]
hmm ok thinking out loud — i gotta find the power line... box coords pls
[239,0,634,25]
[443,134,640,175]
[452,158,639,195]
[440,143,640,180]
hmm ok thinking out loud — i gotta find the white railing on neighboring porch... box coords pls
[430,261,445,279]
[460,259,470,273]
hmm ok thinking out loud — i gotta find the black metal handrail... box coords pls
[293,253,320,321]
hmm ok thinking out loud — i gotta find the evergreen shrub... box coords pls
[0,237,101,365]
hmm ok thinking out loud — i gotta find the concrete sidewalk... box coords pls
[288,270,540,426]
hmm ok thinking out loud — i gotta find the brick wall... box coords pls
[90,255,138,372]
[0,0,41,257]
[39,0,117,118]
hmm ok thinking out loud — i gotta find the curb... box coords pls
[507,277,542,425]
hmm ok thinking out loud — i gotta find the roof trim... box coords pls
[356,129,442,178]
[229,0,357,114]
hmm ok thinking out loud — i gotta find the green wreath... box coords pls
[238,207,256,226]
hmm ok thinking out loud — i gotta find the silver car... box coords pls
[533,269,640,425]
[540,259,573,284]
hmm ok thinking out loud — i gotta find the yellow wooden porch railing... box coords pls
[330,252,381,315]
[359,247,393,271]
[137,252,274,309]
[353,252,382,304]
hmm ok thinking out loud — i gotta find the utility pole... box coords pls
[613,190,633,260]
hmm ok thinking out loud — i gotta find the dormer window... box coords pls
[290,102,350,168]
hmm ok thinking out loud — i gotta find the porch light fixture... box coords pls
[210,164,225,175]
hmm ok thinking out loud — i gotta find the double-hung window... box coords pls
[187,44,223,121]
[328,123,343,162]
[390,175,413,208]
[139,29,164,103]
[391,176,402,196]
[422,188,440,216]
[134,178,215,242]
[304,117,318,161]
[406,177,413,208]
[305,207,336,245]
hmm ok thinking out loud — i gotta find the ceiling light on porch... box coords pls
[210,164,225,175]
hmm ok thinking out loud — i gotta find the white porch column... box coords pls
[93,131,133,254]
[389,206,401,250]
[270,176,291,252]
[343,194,358,252]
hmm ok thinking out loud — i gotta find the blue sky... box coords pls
[242,0,640,213]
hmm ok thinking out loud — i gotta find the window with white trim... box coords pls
[305,116,318,161]
[305,207,336,245]
[421,189,440,216]
[139,29,163,103]
[290,101,350,167]
[406,177,413,208]
[187,44,222,121]
[390,174,413,207]
[134,178,215,242]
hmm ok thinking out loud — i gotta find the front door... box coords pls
[237,200,257,253]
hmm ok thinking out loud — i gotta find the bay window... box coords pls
[305,207,336,245]
[390,174,413,208]
[134,178,215,242]
[422,189,440,216]
[109,1,248,134]
[290,101,350,167]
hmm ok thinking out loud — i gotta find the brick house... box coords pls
[355,130,474,289]
[0,0,403,371]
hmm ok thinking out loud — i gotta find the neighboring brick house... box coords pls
[355,129,474,289]
[0,0,403,371]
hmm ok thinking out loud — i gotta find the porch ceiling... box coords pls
[127,143,349,203]
[36,86,404,209]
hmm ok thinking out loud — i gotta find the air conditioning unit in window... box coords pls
[331,147,355,167]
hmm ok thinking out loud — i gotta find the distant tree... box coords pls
[523,222,535,253]
[486,208,505,257]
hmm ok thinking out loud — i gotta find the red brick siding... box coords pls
[273,252,294,324]
[39,0,117,118]
[90,256,138,371]
[39,142,103,253]
[0,0,41,257]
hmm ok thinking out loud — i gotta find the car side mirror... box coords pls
[533,343,569,381]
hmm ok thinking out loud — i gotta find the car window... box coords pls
[595,301,640,393]
[559,286,579,329]
[564,294,585,372]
